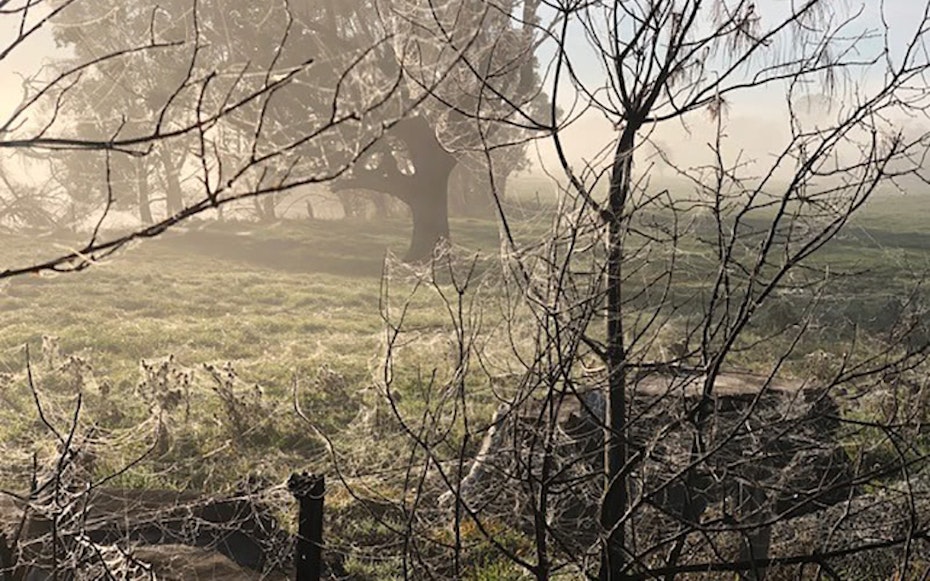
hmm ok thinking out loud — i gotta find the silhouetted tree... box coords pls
[222,0,546,259]
[50,0,545,259]
[316,1,930,579]
[0,0,414,277]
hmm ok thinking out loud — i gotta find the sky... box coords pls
[0,7,61,122]
[0,1,926,180]
[528,0,930,175]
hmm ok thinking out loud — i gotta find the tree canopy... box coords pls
[43,0,546,259]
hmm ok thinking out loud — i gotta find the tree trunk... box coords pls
[137,159,153,225]
[405,180,450,262]
[254,194,277,222]
[160,147,184,215]
[333,116,457,262]
[393,117,456,261]
[262,195,277,221]
[599,126,635,581]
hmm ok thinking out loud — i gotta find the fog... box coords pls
[1,1,925,224]
[1,2,930,579]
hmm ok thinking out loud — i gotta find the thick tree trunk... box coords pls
[393,117,456,261]
[333,116,457,262]
[405,179,450,262]
[137,159,153,225]
[254,194,277,222]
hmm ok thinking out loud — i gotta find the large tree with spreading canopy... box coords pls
[45,0,546,260]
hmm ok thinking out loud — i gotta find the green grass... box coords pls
[0,215,531,494]
[1,192,930,574]
[0,197,926,456]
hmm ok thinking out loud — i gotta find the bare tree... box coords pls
[4,0,930,578]
[304,0,930,579]
[511,2,930,577]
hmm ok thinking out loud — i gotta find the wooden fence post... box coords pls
[288,472,325,581]
[0,533,13,581]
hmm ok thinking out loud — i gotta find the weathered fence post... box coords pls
[288,472,325,581]
[0,533,13,581]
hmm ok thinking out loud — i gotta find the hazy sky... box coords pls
[0,1,925,177]
[531,0,930,174]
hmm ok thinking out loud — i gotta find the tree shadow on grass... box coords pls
[157,225,395,278]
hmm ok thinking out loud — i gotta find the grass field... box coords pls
[1,192,930,576]
[0,194,928,472]
[0,214,573,505]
